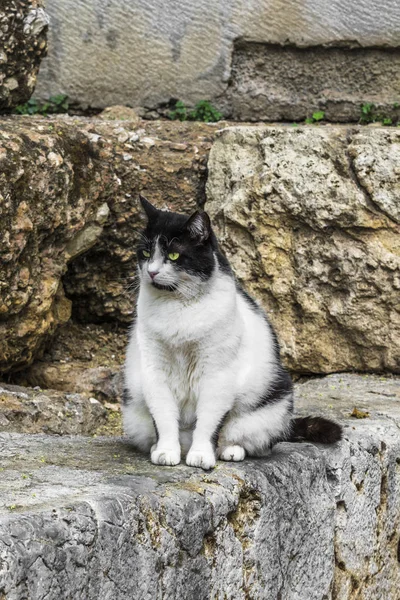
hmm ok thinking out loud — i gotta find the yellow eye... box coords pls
[142,250,150,258]
[168,252,180,261]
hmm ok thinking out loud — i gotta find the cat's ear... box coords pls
[139,194,159,221]
[184,211,211,243]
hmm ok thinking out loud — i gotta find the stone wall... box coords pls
[36,0,400,120]
[0,116,216,373]
[1,118,399,376]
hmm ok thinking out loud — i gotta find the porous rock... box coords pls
[0,382,109,435]
[12,321,127,402]
[206,125,400,374]
[0,374,399,599]
[0,0,49,109]
[62,118,218,323]
[0,117,115,373]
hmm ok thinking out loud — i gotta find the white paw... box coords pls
[218,445,246,462]
[151,445,181,466]
[186,447,216,470]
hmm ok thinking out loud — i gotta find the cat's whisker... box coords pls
[138,232,151,244]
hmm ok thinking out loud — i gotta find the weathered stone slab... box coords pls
[0,0,48,110]
[0,375,399,599]
[227,43,400,122]
[206,125,400,374]
[36,0,400,122]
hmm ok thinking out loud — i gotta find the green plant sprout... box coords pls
[13,94,69,116]
[169,100,222,122]
[359,102,398,126]
[305,111,325,124]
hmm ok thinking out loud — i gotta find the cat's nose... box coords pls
[148,270,159,280]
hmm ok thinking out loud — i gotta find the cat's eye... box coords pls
[168,252,180,261]
[142,250,150,258]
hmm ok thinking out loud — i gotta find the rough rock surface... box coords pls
[36,0,400,121]
[0,117,114,373]
[12,321,126,402]
[207,126,400,373]
[0,374,399,599]
[227,42,400,122]
[0,0,48,110]
[0,116,217,373]
[0,382,110,436]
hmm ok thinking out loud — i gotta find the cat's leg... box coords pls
[186,372,234,470]
[218,394,293,459]
[122,389,157,453]
[142,373,181,466]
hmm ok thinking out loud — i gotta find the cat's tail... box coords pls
[288,415,343,444]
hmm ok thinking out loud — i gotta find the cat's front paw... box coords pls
[151,445,181,466]
[218,445,246,462]
[186,446,216,470]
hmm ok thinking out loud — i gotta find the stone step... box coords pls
[1,374,399,599]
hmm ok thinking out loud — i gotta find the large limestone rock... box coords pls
[0,0,49,110]
[0,117,114,373]
[0,117,215,373]
[0,374,399,599]
[207,125,400,374]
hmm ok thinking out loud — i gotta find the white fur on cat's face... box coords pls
[141,237,177,286]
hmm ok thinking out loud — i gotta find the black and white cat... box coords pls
[123,196,342,469]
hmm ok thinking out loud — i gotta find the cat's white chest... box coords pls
[163,342,202,427]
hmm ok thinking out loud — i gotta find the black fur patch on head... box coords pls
[137,196,229,283]
[289,416,343,444]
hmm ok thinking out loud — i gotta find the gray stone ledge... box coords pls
[0,374,399,599]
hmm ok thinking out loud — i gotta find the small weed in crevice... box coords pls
[305,110,325,124]
[13,94,69,116]
[189,100,222,122]
[168,100,187,121]
[169,99,222,123]
[359,102,399,126]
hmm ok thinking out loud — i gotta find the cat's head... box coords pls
[137,195,218,297]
